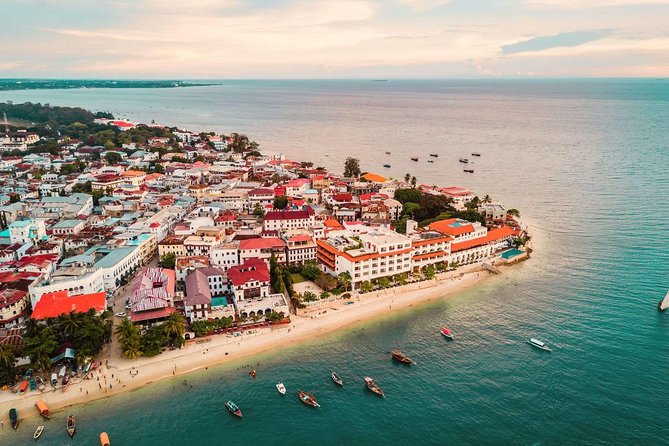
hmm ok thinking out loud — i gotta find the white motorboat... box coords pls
[527,338,551,352]
[276,383,286,395]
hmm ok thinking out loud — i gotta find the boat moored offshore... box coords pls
[364,377,385,397]
[9,408,18,429]
[297,389,321,407]
[35,400,50,420]
[67,415,76,437]
[657,290,669,311]
[276,383,286,395]
[459,158,469,163]
[100,432,111,446]
[391,350,414,365]
[34,425,44,440]
[527,338,551,352]
[225,400,243,418]
[440,327,454,339]
[331,372,344,386]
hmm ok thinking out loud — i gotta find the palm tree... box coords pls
[163,312,186,346]
[338,272,352,292]
[482,194,492,204]
[115,318,135,345]
[60,312,80,337]
[122,338,143,360]
[25,329,58,372]
[0,345,16,370]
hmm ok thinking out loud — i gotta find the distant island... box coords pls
[0,79,218,91]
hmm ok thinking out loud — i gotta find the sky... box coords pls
[1,0,668,78]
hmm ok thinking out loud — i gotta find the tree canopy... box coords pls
[343,157,361,178]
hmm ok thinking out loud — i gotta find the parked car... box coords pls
[115,312,127,318]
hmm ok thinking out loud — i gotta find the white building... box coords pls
[9,219,47,245]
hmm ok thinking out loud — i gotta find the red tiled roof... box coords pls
[227,258,270,286]
[332,193,353,202]
[450,226,517,253]
[239,237,286,250]
[248,188,275,196]
[31,291,106,320]
[264,210,311,221]
[130,306,176,323]
[428,218,475,236]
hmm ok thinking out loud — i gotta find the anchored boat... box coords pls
[383,163,391,168]
[459,158,469,163]
[34,425,44,440]
[463,169,474,173]
[297,389,320,407]
[100,432,111,446]
[429,153,438,157]
[67,415,76,437]
[331,372,344,386]
[471,152,481,156]
[9,408,18,429]
[527,338,551,352]
[411,157,418,161]
[391,350,414,365]
[658,290,669,311]
[440,327,454,340]
[225,400,243,418]
[276,383,286,395]
[364,377,384,397]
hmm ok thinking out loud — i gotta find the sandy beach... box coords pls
[1,264,495,420]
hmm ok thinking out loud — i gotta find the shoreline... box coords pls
[0,263,499,422]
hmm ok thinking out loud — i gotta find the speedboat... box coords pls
[427,160,434,163]
[463,169,474,173]
[385,151,391,155]
[276,383,286,394]
[225,400,243,418]
[297,389,320,407]
[459,158,469,163]
[34,425,44,440]
[411,157,418,161]
[429,153,438,157]
[527,338,551,352]
[391,350,414,365]
[364,377,384,397]
[383,163,391,168]
[471,152,481,157]
[67,415,76,437]
[331,372,344,386]
[440,327,454,340]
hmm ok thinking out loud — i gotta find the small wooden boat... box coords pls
[427,160,434,163]
[62,374,70,386]
[297,389,320,407]
[9,408,18,429]
[34,425,44,440]
[35,400,50,420]
[19,380,28,393]
[463,169,474,173]
[658,290,669,311]
[459,158,469,163]
[364,377,384,397]
[440,327,454,339]
[429,153,438,157]
[385,151,391,155]
[100,432,111,446]
[225,400,243,418]
[527,338,551,352]
[276,383,286,394]
[410,157,418,162]
[331,372,343,386]
[67,415,76,437]
[383,163,391,168]
[471,152,481,156]
[391,350,414,365]
[249,370,256,378]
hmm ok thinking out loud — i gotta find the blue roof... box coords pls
[126,233,152,246]
[93,247,137,269]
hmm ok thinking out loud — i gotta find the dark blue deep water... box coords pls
[1,79,668,445]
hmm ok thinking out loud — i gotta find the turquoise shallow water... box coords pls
[1,79,668,445]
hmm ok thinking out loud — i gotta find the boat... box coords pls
[50,373,58,387]
[100,432,111,446]
[276,383,286,394]
[34,425,44,440]
[62,373,70,386]
[471,152,481,156]
[429,153,438,157]
[427,160,434,163]
[385,151,391,155]
[527,338,551,352]
[67,415,76,437]
[383,163,391,168]
[35,400,50,420]
[459,158,469,163]
[410,157,418,162]
[9,408,18,429]
[391,350,414,365]
[19,380,28,393]
[658,290,669,311]
[331,372,343,386]
[249,369,256,378]
[364,377,384,397]
[463,169,474,173]
[440,327,454,339]
[297,389,320,408]
[225,400,243,418]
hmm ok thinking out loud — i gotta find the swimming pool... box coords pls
[501,248,524,259]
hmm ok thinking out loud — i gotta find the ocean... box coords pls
[1,79,668,445]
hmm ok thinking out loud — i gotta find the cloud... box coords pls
[525,0,669,7]
[501,29,615,54]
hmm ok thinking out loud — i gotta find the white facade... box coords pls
[209,245,239,270]
[9,219,47,244]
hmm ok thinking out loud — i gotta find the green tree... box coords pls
[302,291,317,302]
[105,151,122,165]
[404,173,411,183]
[394,188,422,204]
[314,273,337,291]
[0,345,16,384]
[319,291,331,300]
[122,337,143,360]
[507,208,520,217]
[411,176,417,188]
[337,271,352,292]
[270,173,282,184]
[24,328,58,371]
[253,203,265,217]
[300,261,321,281]
[160,252,176,269]
[265,311,286,322]
[424,265,436,279]
[163,312,186,348]
[360,281,373,292]
[378,277,391,289]
[343,157,361,178]
[273,195,288,210]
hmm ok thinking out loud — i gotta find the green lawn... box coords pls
[291,273,307,283]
